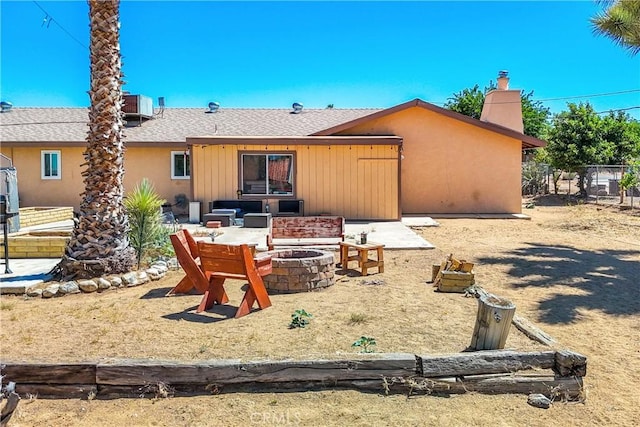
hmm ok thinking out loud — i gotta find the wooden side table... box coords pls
[339,241,385,276]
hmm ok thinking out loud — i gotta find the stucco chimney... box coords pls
[480,70,523,133]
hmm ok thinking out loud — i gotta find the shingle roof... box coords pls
[0,100,546,149]
[313,99,546,149]
[0,107,381,143]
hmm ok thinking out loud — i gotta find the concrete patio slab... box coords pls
[0,258,59,294]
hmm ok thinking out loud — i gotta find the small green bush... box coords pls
[289,309,313,329]
[124,178,167,269]
[352,336,377,353]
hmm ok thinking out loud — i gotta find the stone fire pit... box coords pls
[262,249,336,293]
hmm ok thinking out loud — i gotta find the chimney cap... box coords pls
[498,70,509,78]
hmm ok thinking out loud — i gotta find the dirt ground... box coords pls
[1,196,639,426]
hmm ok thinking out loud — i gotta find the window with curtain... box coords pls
[241,153,294,195]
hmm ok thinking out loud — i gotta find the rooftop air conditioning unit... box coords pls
[123,94,153,119]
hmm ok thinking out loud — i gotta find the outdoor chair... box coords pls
[166,229,207,296]
[196,241,272,318]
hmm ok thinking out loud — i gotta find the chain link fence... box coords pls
[522,162,640,209]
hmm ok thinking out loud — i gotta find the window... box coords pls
[171,151,190,179]
[41,150,61,179]
[241,153,294,196]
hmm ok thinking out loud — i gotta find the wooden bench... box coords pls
[197,242,272,318]
[266,216,345,250]
[167,229,267,296]
[166,229,205,296]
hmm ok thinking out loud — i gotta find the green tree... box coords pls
[124,179,167,270]
[444,82,550,138]
[546,102,614,196]
[532,148,563,194]
[54,0,135,279]
[522,91,551,139]
[591,0,640,55]
[444,84,488,119]
[601,111,640,164]
[619,160,640,204]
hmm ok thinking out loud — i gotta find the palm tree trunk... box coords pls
[52,0,135,280]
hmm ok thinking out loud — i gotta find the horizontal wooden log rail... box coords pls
[1,349,586,400]
[512,315,559,347]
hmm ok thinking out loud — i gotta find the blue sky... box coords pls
[1,1,639,119]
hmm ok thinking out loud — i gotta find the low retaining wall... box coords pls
[18,207,74,228]
[0,231,70,258]
[0,349,586,400]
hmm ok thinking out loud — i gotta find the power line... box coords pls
[594,106,640,114]
[32,1,87,50]
[537,89,640,102]
[438,88,640,106]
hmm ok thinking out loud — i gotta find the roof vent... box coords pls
[206,101,220,113]
[0,101,13,113]
[291,102,303,114]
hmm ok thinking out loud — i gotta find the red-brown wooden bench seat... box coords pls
[266,216,345,250]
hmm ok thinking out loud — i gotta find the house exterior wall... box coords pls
[0,146,86,210]
[124,147,192,214]
[191,143,400,220]
[335,106,523,214]
[0,145,190,212]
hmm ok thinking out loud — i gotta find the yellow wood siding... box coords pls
[192,143,399,220]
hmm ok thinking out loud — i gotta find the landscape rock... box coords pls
[137,271,150,284]
[167,258,179,269]
[96,278,112,291]
[152,260,168,269]
[359,279,386,286]
[59,281,80,295]
[26,288,43,298]
[151,263,168,274]
[122,272,139,287]
[78,280,99,293]
[527,393,552,409]
[108,276,123,288]
[146,267,162,281]
[42,284,60,298]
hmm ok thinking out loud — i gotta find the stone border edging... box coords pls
[26,259,178,298]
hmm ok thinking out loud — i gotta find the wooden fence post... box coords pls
[0,382,20,427]
[470,293,516,350]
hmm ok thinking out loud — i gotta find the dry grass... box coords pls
[1,199,639,426]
